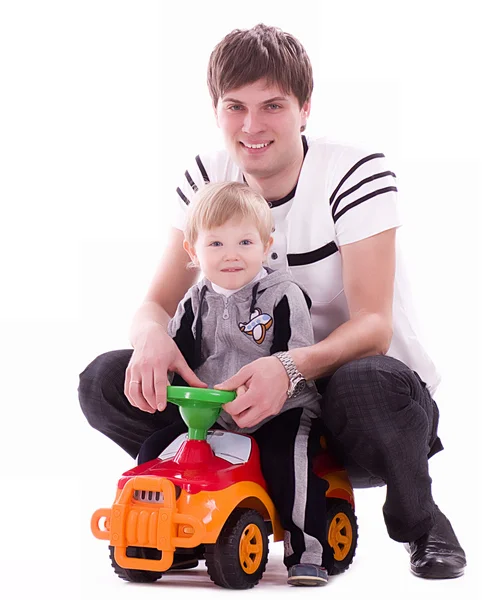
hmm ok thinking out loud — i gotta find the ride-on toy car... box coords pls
[91,386,358,589]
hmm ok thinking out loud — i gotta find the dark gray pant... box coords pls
[78,350,442,543]
[318,355,442,542]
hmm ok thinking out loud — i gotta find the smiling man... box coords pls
[214,82,309,199]
[79,23,466,579]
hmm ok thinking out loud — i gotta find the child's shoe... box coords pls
[287,563,328,586]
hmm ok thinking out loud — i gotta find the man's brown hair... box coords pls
[207,23,313,109]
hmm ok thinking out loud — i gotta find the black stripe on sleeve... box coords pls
[333,186,398,223]
[170,298,196,386]
[176,187,190,206]
[302,290,312,310]
[329,153,385,212]
[331,170,396,220]
[270,295,291,354]
[185,170,198,192]
[195,155,210,183]
[287,241,339,267]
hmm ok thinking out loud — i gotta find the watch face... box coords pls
[292,379,307,396]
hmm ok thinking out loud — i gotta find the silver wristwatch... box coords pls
[274,351,307,398]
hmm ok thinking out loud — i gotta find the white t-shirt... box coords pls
[171,136,441,394]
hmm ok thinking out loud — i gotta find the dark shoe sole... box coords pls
[411,564,465,579]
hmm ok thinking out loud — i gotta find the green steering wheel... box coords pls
[166,386,236,441]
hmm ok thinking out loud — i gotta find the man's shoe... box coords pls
[407,507,466,579]
[287,563,328,586]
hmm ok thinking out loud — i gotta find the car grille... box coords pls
[133,490,164,503]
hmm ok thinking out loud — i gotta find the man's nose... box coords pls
[242,110,265,134]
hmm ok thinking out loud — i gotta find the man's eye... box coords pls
[266,103,281,110]
[228,105,243,111]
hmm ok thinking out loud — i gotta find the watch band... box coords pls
[274,351,307,397]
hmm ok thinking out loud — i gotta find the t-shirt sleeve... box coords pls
[329,148,402,246]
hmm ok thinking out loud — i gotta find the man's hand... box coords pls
[125,323,207,414]
[215,357,289,429]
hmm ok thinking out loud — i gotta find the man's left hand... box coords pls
[215,356,289,429]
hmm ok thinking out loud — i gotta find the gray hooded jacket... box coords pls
[168,268,321,433]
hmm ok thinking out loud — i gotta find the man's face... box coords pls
[214,79,310,180]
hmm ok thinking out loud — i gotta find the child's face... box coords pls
[184,217,272,290]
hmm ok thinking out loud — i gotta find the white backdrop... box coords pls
[0,1,493,598]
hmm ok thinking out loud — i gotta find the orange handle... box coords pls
[113,547,174,572]
[91,508,111,540]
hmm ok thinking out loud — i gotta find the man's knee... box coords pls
[325,356,413,409]
[78,349,132,425]
[321,355,423,439]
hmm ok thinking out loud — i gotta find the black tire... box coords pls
[325,499,358,575]
[109,546,163,583]
[204,508,269,589]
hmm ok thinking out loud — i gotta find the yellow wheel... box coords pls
[326,500,358,575]
[205,508,269,589]
[328,511,354,560]
[239,523,265,574]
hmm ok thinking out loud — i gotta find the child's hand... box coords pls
[236,384,248,397]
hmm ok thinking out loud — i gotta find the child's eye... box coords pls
[209,241,222,247]
[240,239,253,246]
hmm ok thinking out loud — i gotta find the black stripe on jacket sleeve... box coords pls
[270,295,291,354]
[170,298,196,386]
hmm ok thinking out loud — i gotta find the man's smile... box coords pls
[240,141,274,154]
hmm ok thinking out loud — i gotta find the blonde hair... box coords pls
[184,182,274,246]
